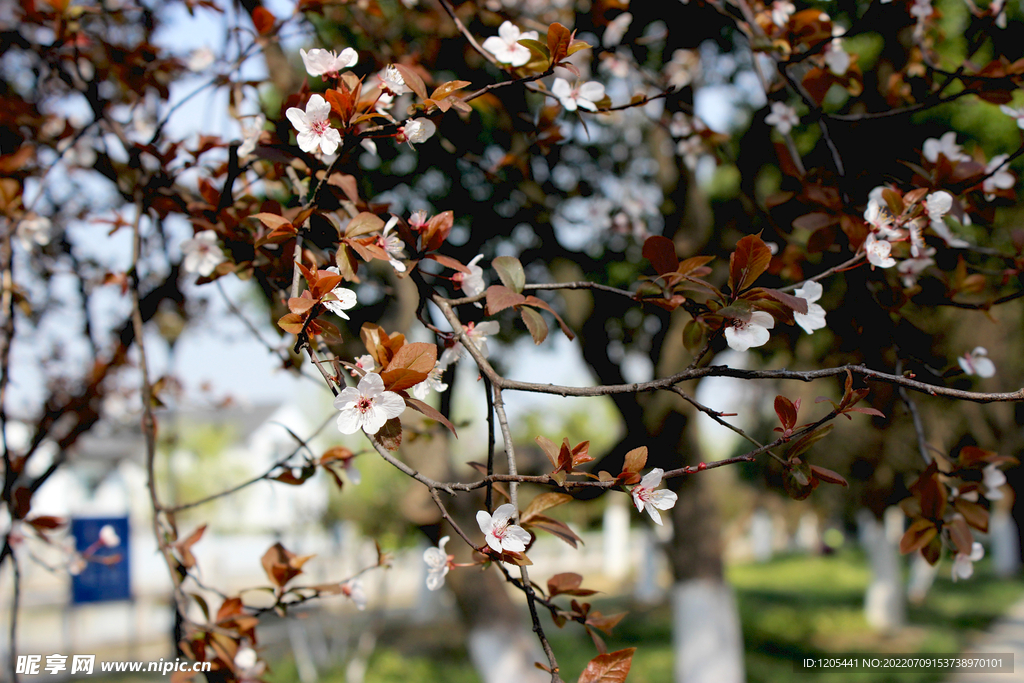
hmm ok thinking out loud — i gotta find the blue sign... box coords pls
[70,516,131,604]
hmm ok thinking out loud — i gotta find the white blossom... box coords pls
[482,21,539,67]
[323,285,358,319]
[454,254,486,298]
[401,118,436,146]
[864,233,896,269]
[724,310,774,352]
[412,362,448,401]
[551,78,606,112]
[350,354,377,377]
[952,542,984,581]
[603,12,632,47]
[898,249,935,287]
[300,47,358,78]
[476,503,531,554]
[983,464,1006,500]
[378,216,407,272]
[923,131,969,163]
[439,320,500,368]
[285,94,341,155]
[237,114,266,158]
[983,154,1015,199]
[765,101,799,135]
[423,536,450,590]
[334,373,406,435]
[1000,104,1024,129]
[631,468,678,525]
[958,347,996,378]
[98,525,120,548]
[379,65,409,96]
[771,0,795,26]
[182,230,225,276]
[187,47,215,72]
[824,39,850,76]
[793,280,827,334]
[16,214,52,251]
[342,579,367,610]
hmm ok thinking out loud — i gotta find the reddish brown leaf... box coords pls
[524,514,582,548]
[774,395,798,432]
[520,306,549,344]
[955,498,989,533]
[522,493,573,523]
[251,6,276,35]
[373,417,403,451]
[899,518,938,555]
[486,284,527,314]
[809,464,848,487]
[577,648,635,683]
[393,64,428,101]
[547,22,572,64]
[381,342,436,391]
[622,446,647,474]
[403,396,457,436]
[729,234,772,293]
[642,235,679,275]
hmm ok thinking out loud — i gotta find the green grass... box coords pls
[261,550,1024,683]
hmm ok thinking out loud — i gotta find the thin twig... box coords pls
[437,0,498,66]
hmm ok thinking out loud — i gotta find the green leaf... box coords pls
[492,255,526,293]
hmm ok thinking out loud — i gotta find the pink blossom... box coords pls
[551,78,606,112]
[724,311,774,352]
[285,94,341,155]
[300,47,358,78]
[482,21,538,67]
[334,373,406,435]
[631,468,678,525]
[476,503,531,554]
[865,233,896,269]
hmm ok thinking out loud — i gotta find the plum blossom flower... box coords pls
[399,118,436,146]
[237,114,266,158]
[603,12,632,47]
[378,216,407,272]
[983,154,1015,199]
[16,214,53,250]
[187,47,215,72]
[925,191,952,223]
[824,40,850,75]
[864,233,896,269]
[724,310,775,352]
[350,354,376,377]
[233,647,266,683]
[551,78,606,112]
[98,525,120,548]
[423,536,451,590]
[958,347,996,378]
[765,101,799,135]
[286,94,341,155]
[300,48,358,78]
[482,21,539,67]
[439,320,500,368]
[1000,104,1024,129]
[476,503,531,554]
[182,230,225,276]
[342,579,367,610]
[453,254,486,298]
[793,280,827,334]
[412,362,448,401]
[771,0,795,26]
[898,248,935,287]
[323,285,358,319]
[631,468,678,525]
[952,541,984,581]
[334,372,406,435]
[923,131,969,163]
[983,464,1006,500]
[379,65,409,96]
